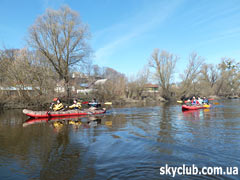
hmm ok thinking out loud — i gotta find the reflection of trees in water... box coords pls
[102,114,127,131]
[155,104,175,155]
[0,114,100,179]
[21,114,127,179]
[0,123,55,178]
[0,109,25,125]
[39,115,112,179]
[221,104,240,128]
[2,102,240,179]
[118,104,176,155]
[40,127,96,180]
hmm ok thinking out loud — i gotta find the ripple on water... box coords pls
[1,101,240,180]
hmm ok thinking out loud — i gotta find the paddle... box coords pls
[81,101,112,105]
[82,101,89,104]
[104,102,112,105]
[205,98,219,105]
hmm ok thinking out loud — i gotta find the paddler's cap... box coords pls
[53,97,58,101]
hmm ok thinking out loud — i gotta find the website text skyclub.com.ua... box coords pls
[160,164,239,177]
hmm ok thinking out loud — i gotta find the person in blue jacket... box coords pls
[202,97,209,104]
[88,98,101,109]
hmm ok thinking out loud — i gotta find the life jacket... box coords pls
[53,103,64,111]
[191,100,199,105]
[198,99,203,104]
[89,102,101,108]
[69,102,82,109]
[203,99,209,104]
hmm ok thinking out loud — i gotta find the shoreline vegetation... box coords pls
[1,6,240,110]
[0,95,239,110]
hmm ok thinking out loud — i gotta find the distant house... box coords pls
[53,71,108,94]
[0,86,39,96]
[77,79,108,94]
[88,79,108,88]
[54,79,76,93]
[71,72,85,79]
[144,84,159,92]
[0,86,35,91]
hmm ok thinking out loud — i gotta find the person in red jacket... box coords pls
[191,96,200,105]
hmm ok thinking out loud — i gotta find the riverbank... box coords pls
[0,96,168,110]
[0,95,239,110]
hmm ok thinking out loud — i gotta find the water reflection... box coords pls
[23,115,104,132]
[1,100,240,179]
[182,109,202,122]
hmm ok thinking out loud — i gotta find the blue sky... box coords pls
[1,0,240,81]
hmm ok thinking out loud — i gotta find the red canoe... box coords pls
[23,108,106,118]
[182,105,211,111]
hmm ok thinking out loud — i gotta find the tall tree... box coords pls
[200,64,218,88]
[149,49,178,99]
[178,52,204,97]
[215,58,240,96]
[27,6,91,99]
[125,66,149,99]
[197,63,218,95]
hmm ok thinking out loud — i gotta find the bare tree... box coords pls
[197,63,218,95]
[27,6,91,100]
[215,58,240,96]
[0,48,57,104]
[200,64,217,87]
[93,67,127,101]
[149,49,178,99]
[125,66,149,100]
[135,66,149,99]
[178,52,204,97]
[1,49,31,99]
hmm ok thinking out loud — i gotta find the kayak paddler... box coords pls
[69,99,82,110]
[191,96,200,105]
[203,97,209,104]
[50,98,64,111]
[88,98,101,110]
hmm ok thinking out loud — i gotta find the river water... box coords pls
[0,100,240,180]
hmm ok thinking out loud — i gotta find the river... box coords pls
[0,100,240,179]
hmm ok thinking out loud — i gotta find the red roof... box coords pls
[144,84,159,88]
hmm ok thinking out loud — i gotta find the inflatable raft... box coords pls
[22,115,102,127]
[182,104,211,111]
[23,108,106,118]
